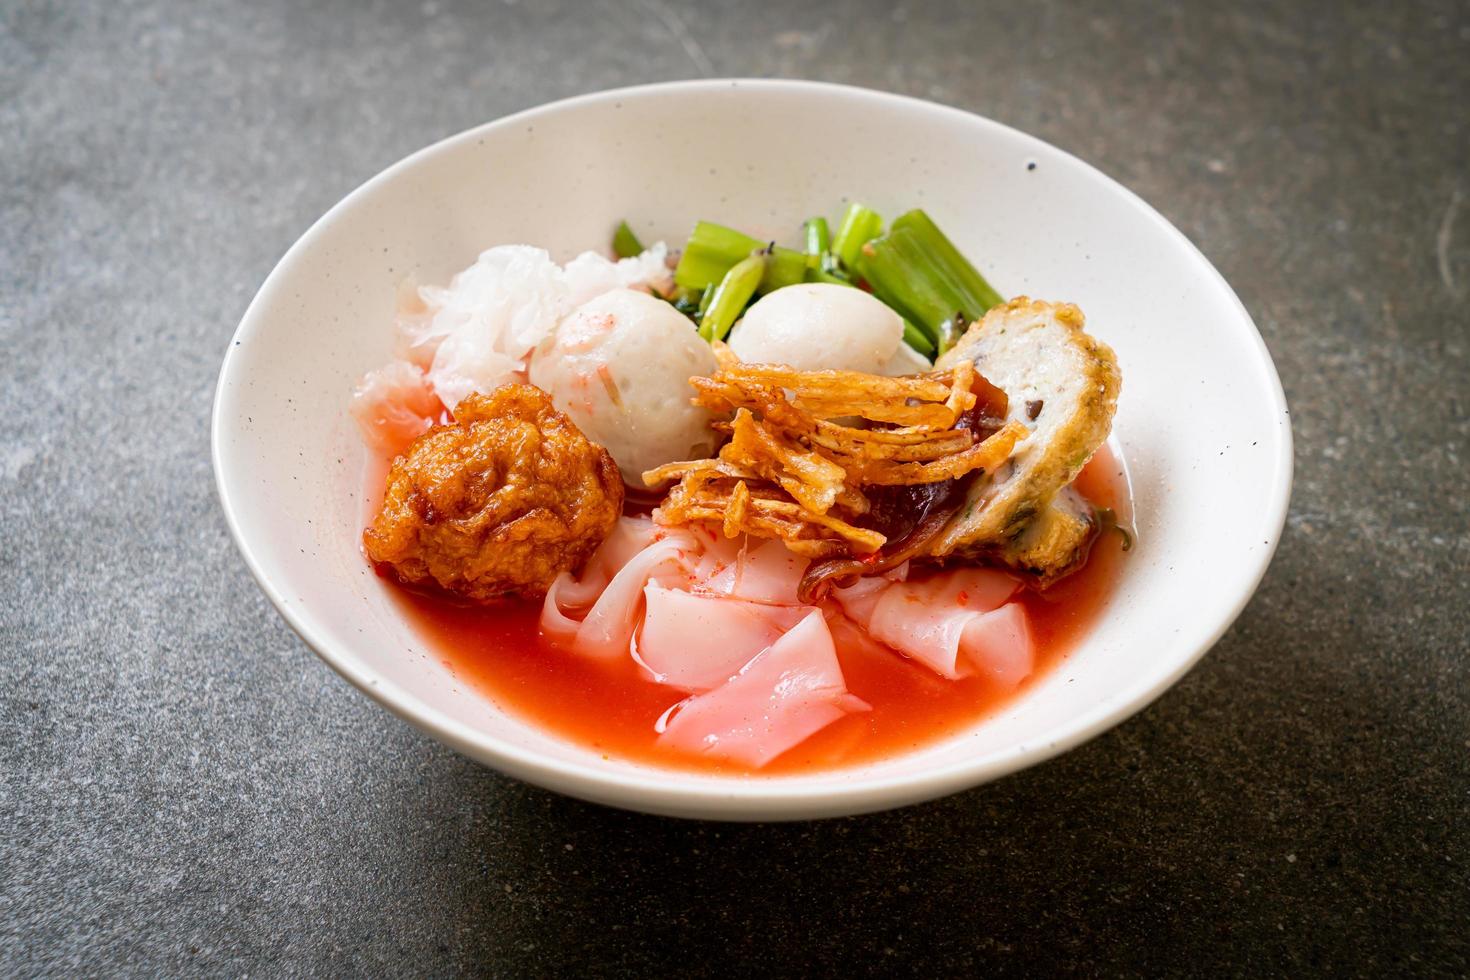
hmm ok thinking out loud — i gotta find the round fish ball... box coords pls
[728,283,905,374]
[530,288,718,482]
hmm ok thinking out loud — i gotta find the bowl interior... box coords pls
[214,80,1290,820]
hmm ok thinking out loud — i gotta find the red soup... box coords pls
[375,447,1130,776]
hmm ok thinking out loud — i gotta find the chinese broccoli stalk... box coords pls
[674,222,806,295]
[853,209,1003,352]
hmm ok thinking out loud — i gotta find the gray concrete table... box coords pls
[3,0,1466,974]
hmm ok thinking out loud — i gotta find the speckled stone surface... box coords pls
[3,0,1467,974]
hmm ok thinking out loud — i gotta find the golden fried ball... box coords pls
[364,383,624,602]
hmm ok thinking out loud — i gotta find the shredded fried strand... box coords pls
[643,348,1024,558]
[727,409,848,514]
[842,421,1028,486]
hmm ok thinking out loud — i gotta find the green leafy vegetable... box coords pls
[674,221,805,294]
[831,202,883,272]
[804,216,831,268]
[901,320,937,357]
[698,253,767,342]
[669,286,703,318]
[889,209,1003,312]
[803,267,850,287]
[612,220,644,259]
[853,208,1003,345]
[667,206,993,364]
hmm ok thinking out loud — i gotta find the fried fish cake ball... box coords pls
[364,383,623,602]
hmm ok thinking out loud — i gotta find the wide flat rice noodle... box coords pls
[700,538,808,604]
[838,569,1029,681]
[540,521,699,659]
[656,611,869,768]
[958,603,1034,688]
[831,575,891,626]
[903,567,1019,613]
[552,515,666,609]
[634,586,811,690]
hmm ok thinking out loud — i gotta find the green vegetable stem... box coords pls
[698,252,767,342]
[854,209,1004,345]
[804,216,831,268]
[831,202,883,272]
[901,320,937,357]
[803,267,849,287]
[889,209,1003,312]
[612,220,644,259]
[674,221,805,294]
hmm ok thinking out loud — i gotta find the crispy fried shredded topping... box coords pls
[643,342,1027,557]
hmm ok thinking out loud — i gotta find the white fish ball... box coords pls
[727,283,906,374]
[530,289,718,482]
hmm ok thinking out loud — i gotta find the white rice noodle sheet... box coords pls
[952,602,1034,688]
[837,568,1033,684]
[556,516,673,608]
[685,529,744,586]
[540,516,700,660]
[656,611,869,768]
[831,575,891,626]
[698,538,809,605]
[634,586,812,691]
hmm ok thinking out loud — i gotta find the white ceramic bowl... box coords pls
[212,80,1291,820]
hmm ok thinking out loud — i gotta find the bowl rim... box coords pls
[211,78,1293,820]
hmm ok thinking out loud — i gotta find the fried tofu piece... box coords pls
[364,384,623,602]
[928,298,1120,574]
